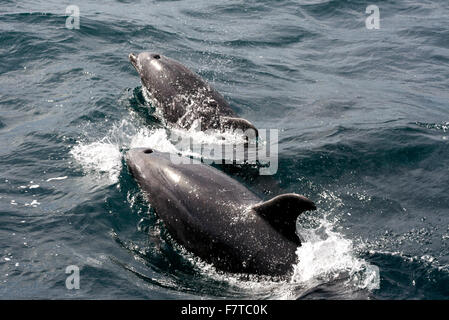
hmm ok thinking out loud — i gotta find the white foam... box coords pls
[46,176,68,182]
[70,139,123,183]
[292,218,380,291]
[24,200,40,208]
[129,127,180,153]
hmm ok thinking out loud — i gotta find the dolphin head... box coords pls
[126,148,182,189]
[129,52,164,74]
[129,52,169,96]
[126,148,213,231]
[129,52,205,106]
[129,52,166,98]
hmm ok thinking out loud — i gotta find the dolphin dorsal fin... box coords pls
[252,193,316,244]
[220,116,258,137]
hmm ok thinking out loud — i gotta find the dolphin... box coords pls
[129,52,257,134]
[126,148,316,276]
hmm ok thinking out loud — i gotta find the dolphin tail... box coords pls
[252,193,316,244]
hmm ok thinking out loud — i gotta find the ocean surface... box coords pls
[1,0,449,299]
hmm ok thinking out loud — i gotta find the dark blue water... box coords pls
[1,0,449,299]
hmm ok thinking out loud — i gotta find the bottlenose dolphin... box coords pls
[126,148,316,276]
[129,52,257,134]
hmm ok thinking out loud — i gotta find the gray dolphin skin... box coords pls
[129,52,257,133]
[126,148,316,276]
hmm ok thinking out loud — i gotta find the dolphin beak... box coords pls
[129,53,138,70]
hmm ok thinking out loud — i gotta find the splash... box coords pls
[70,139,122,183]
[70,117,253,184]
[292,218,380,291]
